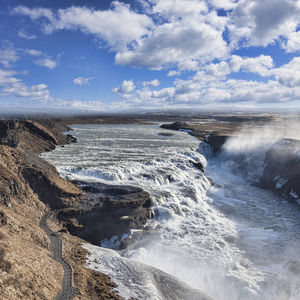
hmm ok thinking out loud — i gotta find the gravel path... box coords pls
[40,211,75,300]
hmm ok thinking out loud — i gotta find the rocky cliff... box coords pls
[0,119,83,299]
[258,139,300,204]
[58,182,152,249]
[160,121,235,153]
[160,120,300,204]
[0,118,156,299]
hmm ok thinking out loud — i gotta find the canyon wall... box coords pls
[0,119,82,299]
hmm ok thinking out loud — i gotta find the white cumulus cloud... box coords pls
[115,18,228,69]
[229,0,300,48]
[167,70,181,77]
[229,55,274,76]
[0,43,19,68]
[208,0,238,10]
[34,57,57,69]
[27,49,42,56]
[283,31,300,52]
[270,57,300,88]
[12,3,153,51]
[10,0,300,110]
[0,68,51,102]
[112,52,300,109]
[73,77,94,86]
[152,0,208,20]
[18,29,37,40]
[112,80,136,94]
[141,79,160,87]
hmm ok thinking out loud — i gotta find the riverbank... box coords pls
[0,118,134,299]
[0,115,204,299]
[0,119,82,299]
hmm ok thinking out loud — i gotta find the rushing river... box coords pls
[41,124,300,300]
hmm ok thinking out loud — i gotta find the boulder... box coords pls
[58,183,152,247]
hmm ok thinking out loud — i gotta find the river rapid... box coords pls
[41,124,300,300]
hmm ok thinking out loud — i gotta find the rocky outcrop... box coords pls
[0,210,8,226]
[58,182,152,248]
[0,119,76,153]
[160,122,229,153]
[0,117,158,299]
[189,160,204,172]
[0,120,82,210]
[0,119,83,299]
[258,139,300,204]
[159,132,174,137]
[0,120,23,147]
[161,122,194,132]
[203,135,228,153]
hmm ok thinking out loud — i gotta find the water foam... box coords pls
[41,124,300,300]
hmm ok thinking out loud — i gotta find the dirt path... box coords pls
[40,211,75,300]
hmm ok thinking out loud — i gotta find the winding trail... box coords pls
[40,211,75,300]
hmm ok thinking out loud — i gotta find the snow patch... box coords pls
[82,243,214,300]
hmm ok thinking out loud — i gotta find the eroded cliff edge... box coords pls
[0,119,83,299]
[0,118,152,300]
[257,139,300,203]
[161,120,300,205]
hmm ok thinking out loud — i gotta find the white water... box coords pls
[41,124,300,300]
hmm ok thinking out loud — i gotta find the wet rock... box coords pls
[160,122,193,131]
[204,135,228,153]
[66,134,77,143]
[81,185,101,193]
[167,175,174,182]
[58,183,152,247]
[159,132,174,137]
[258,139,300,203]
[119,229,158,250]
[189,160,204,172]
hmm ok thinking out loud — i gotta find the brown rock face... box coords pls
[0,119,74,151]
[0,119,83,299]
[0,210,8,226]
[0,134,82,210]
[0,117,156,299]
[0,120,22,148]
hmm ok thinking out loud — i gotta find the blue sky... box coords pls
[0,0,300,113]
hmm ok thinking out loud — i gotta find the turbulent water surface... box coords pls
[41,124,300,300]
